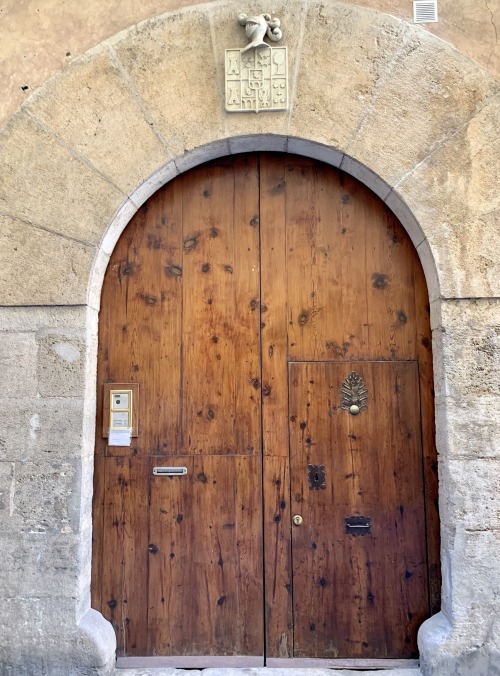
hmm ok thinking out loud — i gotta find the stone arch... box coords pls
[1,2,499,674]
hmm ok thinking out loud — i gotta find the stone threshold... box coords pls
[114,668,422,675]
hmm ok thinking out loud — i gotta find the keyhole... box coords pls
[315,472,319,482]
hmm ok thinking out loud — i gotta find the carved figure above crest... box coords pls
[237,13,283,52]
[225,12,288,113]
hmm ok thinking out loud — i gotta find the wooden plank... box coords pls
[284,158,419,363]
[285,157,335,361]
[180,156,260,455]
[289,361,428,658]
[285,159,374,361]
[335,173,369,361]
[260,154,293,657]
[147,455,263,656]
[262,455,293,658]
[363,200,418,361]
[99,457,150,655]
[96,183,184,458]
[232,155,262,455]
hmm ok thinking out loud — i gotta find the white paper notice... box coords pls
[108,428,132,446]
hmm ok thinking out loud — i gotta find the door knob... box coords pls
[293,514,303,526]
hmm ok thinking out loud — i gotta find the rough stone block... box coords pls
[433,299,500,399]
[440,458,500,530]
[396,96,500,298]
[450,528,500,609]
[0,600,116,675]
[0,460,80,534]
[348,27,499,186]
[0,213,96,306]
[435,395,500,460]
[0,331,37,398]
[112,9,224,161]
[0,596,79,651]
[0,398,87,462]
[291,3,405,151]
[24,50,168,196]
[0,531,82,598]
[37,328,87,398]
[0,113,124,247]
[0,462,15,518]
[0,306,89,333]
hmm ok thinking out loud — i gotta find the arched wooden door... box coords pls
[92,154,439,668]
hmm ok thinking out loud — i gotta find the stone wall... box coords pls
[0,1,500,673]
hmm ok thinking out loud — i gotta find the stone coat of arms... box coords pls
[225,13,288,113]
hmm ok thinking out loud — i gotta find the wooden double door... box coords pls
[92,154,439,666]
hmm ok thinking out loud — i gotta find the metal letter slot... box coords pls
[153,467,188,476]
[345,515,371,535]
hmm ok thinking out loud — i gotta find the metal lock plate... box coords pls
[293,514,303,526]
[308,464,326,490]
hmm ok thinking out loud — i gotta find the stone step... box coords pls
[115,668,422,676]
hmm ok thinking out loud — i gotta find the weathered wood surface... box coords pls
[94,155,263,657]
[92,153,439,660]
[289,361,428,658]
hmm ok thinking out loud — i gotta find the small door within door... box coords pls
[289,361,428,658]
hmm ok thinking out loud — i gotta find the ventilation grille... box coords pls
[413,0,438,23]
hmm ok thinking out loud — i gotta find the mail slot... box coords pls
[345,515,371,535]
[153,467,188,476]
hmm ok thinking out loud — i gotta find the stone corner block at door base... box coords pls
[0,605,116,675]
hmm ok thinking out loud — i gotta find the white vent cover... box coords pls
[413,0,438,23]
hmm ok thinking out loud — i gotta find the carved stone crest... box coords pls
[225,13,288,113]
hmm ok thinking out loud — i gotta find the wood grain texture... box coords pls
[147,456,263,656]
[289,361,428,658]
[284,157,419,362]
[93,156,263,657]
[260,155,293,658]
[99,457,150,654]
[92,153,439,661]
